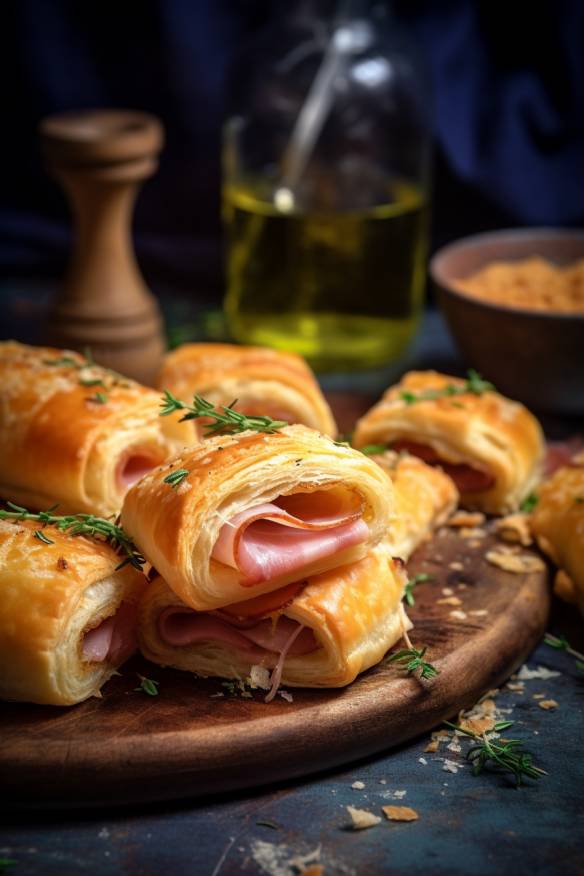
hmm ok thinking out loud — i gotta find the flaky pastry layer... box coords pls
[353,370,544,514]
[0,341,193,516]
[121,424,395,610]
[373,451,459,560]
[0,519,145,705]
[531,464,584,616]
[157,342,337,437]
[139,544,408,688]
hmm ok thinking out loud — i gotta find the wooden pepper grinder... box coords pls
[40,109,166,385]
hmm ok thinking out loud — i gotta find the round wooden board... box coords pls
[0,525,550,809]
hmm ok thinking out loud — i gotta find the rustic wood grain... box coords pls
[0,525,550,809]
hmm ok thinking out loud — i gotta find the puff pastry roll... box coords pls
[157,343,337,437]
[0,519,145,705]
[139,545,408,695]
[353,370,544,514]
[0,341,193,516]
[372,451,459,560]
[531,462,584,615]
[122,424,394,610]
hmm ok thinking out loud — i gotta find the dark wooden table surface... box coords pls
[1,302,583,876]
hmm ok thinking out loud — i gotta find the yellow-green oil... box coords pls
[223,181,428,371]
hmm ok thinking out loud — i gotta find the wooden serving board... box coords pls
[0,526,549,809]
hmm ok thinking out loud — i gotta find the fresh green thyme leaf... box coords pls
[399,370,495,406]
[0,503,145,571]
[388,646,439,680]
[333,440,351,447]
[520,493,539,513]
[360,444,387,456]
[160,391,288,436]
[445,720,545,786]
[34,529,55,545]
[256,819,280,830]
[163,469,189,489]
[88,391,108,405]
[135,674,159,696]
[404,572,434,607]
[43,354,80,368]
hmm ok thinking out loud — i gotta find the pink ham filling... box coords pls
[159,608,318,657]
[211,492,369,585]
[117,453,162,490]
[391,440,495,493]
[82,601,138,664]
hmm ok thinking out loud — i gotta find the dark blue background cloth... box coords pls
[1,0,584,295]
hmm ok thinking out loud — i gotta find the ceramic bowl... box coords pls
[431,228,584,415]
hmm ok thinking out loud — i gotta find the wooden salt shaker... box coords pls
[40,110,166,385]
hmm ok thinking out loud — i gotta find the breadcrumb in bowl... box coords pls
[431,228,584,415]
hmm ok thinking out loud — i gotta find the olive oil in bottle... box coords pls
[223,180,428,371]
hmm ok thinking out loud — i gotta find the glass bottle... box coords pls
[223,0,430,371]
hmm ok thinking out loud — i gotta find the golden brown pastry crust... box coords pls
[531,464,584,615]
[373,451,459,560]
[139,544,408,688]
[158,342,337,436]
[0,341,193,515]
[0,519,145,705]
[353,370,544,514]
[121,424,395,610]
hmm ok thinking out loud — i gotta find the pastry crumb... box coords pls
[449,609,467,621]
[506,682,525,692]
[437,596,462,606]
[538,699,558,710]
[449,561,464,571]
[278,690,294,703]
[448,511,486,528]
[459,527,486,539]
[418,757,428,765]
[517,665,561,680]
[485,550,545,573]
[442,587,454,596]
[248,665,271,690]
[351,781,365,790]
[468,609,488,617]
[494,514,533,546]
[346,806,381,830]
[382,805,419,822]
[442,759,462,774]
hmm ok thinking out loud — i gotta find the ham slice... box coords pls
[82,601,138,663]
[212,490,368,585]
[117,451,162,490]
[391,440,495,493]
[159,607,318,657]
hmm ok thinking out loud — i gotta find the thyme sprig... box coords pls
[160,391,288,436]
[544,633,584,674]
[445,720,546,786]
[400,369,494,406]
[388,646,439,680]
[0,502,144,571]
[43,348,128,396]
[135,674,159,696]
[404,572,434,607]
